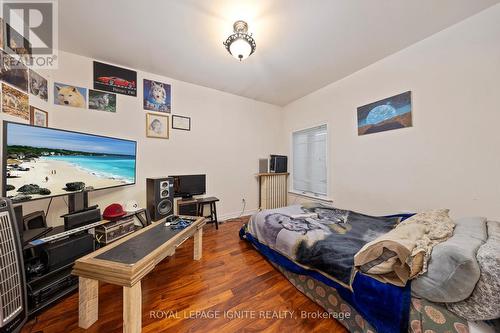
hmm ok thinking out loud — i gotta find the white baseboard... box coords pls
[218,208,259,222]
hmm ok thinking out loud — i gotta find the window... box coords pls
[292,124,328,197]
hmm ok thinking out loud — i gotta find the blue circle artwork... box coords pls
[365,104,397,125]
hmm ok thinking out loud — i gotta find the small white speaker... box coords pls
[259,158,269,173]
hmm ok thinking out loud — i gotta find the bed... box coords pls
[239,203,500,333]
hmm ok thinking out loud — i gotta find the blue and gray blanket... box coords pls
[240,203,412,333]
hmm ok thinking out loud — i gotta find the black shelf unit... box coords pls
[23,233,93,318]
[27,264,78,317]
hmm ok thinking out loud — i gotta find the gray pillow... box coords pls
[412,216,487,303]
[446,221,500,320]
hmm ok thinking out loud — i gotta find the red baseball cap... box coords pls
[103,203,127,220]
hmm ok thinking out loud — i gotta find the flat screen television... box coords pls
[3,121,137,203]
[171,174,206,199]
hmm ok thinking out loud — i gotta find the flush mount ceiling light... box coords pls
[223,20,256,61]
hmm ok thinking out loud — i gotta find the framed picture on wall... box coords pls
[0,51,28,92]
[29,69,48,101]
[146,113,169,139]
[143,79,171,113]
[357,91,412,136]
[30,106,48,127]
[172,115,191,131]
[89,89,117,112]
[0,18,4,50]
[93,61,137,96]
[2,83,29,120]
[5,23,31,65]
[54,82,87,108]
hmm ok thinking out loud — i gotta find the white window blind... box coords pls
[292,124,328,196]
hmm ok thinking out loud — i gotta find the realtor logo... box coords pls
[1,0,58,68]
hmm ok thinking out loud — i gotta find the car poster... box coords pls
[93,61,137,96]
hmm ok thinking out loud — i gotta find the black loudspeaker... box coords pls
[270,155,288,173]
[147,177,174,221]
[0,198,27,333]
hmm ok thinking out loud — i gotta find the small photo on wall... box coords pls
[0,51,28,92]
[89,90,117,112]
[357,91,412,136]
[54,82,87,108]
[172,115,191,131]
[2,83,29,120]
[30,106,48,127]
[29,69,48,101]
[143,79,171,113]
[146,113,169,139]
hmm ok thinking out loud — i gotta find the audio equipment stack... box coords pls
[146,177,174,221]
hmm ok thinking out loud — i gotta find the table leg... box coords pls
[78,277,98,329]
[213,202,219,230]
[194,227,203,260]
[123,282,142,333]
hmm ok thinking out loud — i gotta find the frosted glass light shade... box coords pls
[229,38,252,60]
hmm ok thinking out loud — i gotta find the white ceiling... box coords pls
[58,0,500,106]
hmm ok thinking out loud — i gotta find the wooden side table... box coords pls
[197,197,219,229]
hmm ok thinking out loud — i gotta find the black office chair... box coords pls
[24,210,48,230]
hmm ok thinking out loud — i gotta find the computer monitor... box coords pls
[171,174,206,199]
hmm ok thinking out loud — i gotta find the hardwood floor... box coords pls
[22,217,347,333]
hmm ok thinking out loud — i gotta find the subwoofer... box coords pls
[146,177,174,221]
[0,198,27,333]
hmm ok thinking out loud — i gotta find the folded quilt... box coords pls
[354,209,455,286]
[246,203,403,287]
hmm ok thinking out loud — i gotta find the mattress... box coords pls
[241,204,499,333]
[272,261,499,333]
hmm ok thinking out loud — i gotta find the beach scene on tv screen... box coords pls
[5,123,136,202]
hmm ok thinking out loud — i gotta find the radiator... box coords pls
[258,173,289,210]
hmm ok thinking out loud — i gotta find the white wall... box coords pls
[1,50,283,226]
[283,5,500,219]
[3,4,499,225]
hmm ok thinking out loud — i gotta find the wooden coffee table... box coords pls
[72,216,206,333]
